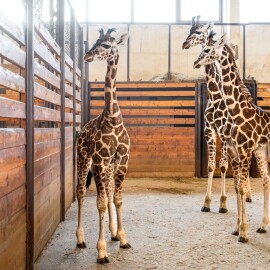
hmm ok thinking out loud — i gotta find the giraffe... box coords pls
[194,34,270,243]
[182,17,252,213]
[76,28,131,264]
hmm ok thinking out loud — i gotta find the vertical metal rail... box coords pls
[79,27,84,126]
[70,9,76,202]
[56,0,66,222]
[26,0,34,269]
[84,41,89,124]
[176,0,180,22]
[127,23,130,82]
[168,24,171,80]
[243,24,246,80]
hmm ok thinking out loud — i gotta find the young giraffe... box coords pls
[182,17,252,213]
[194,34,270,243]
[76,28,131,264]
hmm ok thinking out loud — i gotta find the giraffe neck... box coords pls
[204,63,223,103]
[218,45,253,119]
[104,55,121,117]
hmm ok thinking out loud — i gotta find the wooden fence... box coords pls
[0,1,83,269]
[90,82,196,177]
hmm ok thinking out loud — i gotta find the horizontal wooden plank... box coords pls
[0,33,25,69]
[65,53,73,69]
[91,82,196,89]
[34,140,60,161]
[0,10,25,45]
[0,96,25,119]
[91,91,195,97]
[34,38,60,74]
[76,67,81,77]
[0,128,25,150]
[90,100,195,107]
[65,66,73,84]
[65,112,73,122]
[34,128,61,143]
[34,22,60,56]
[0,185,26,222]
[34,82,61,106]
[0,166,26,199]
[127,171,194,177]
[34,105,61,122]
[90,108,195,116]
[257,100,270,107]
[34,61,60,90]
[76,115,81,123]
[65,126,73,137]
[117,118,195,125]
[0,65,25,93]
[65,97,73,109]
[76,102,82,112]
[0,209,26,270]
[34,152,60,179]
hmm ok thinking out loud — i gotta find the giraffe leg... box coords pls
[246,173,252,203]
[228,145,241,236]
[202,125,216,212]
[219,138,228,213]
[94,164,110,264]
[254,146,269,233]
[76,153,91,248]
[114,155,131,249]
[237,149,252,243]
[105,164,118,241]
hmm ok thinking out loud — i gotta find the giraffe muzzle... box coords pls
[182,41,190,50]
[83,52,94,62]
[193,59,201,69]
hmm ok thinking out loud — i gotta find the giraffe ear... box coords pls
[202,21,215,32]
[116,33,129,45]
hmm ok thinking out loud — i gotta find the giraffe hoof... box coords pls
[256,228,267,233]
[201,206,210,212]
[76,242,87,248]
[219,208,228,213]
[238,236,248,243]
[111,236,120,241]
[246,197,252,203]
[232,230,239,236]
[97,256,109,265]
[120,243,131,249]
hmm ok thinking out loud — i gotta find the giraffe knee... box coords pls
[97,196,108,212]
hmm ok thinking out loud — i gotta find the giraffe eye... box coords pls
[195,31,202,35]
[101,44,111,49]
[204,49,210,53]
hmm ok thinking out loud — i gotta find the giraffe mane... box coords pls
[224,43,253,102]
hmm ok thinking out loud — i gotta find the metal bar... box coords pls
[79,27,84,125]
[26,0,34,269]
[56,0,66,222]
[168,24,171,80]
[176,0,180,22]
[243,25,246,80]
[70,8,76,202]
[127,23,130,81]
[84,41,89,124]
[131,0,134,22]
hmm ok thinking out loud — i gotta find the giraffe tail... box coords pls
[86,170,92,190]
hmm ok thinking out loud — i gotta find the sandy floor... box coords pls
[35,178,270,270]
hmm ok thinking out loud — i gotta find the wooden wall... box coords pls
[90,82,196,177]
[0,7,82,269]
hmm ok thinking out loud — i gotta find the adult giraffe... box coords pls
[194,34,270,242]
[183,17,252,213]
[76,28,131,264]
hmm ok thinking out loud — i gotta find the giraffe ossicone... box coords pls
[76,27,131,265]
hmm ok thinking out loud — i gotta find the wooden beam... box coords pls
[0,97,25,119]
[34,106,61,122]
[34,82,61,106]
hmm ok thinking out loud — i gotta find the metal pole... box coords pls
[84,41,89,124]
[176,0,180,22]
[79,27,84,126]
[56,0,66,222]
[26,0,34,269]
[70,9,76,202]
[243,24,246,80]
[168,24,171,80]
[127,23,130,81]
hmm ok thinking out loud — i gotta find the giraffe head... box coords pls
[84,27,129,63]
[193,34,227,69]
[182,16,214,50]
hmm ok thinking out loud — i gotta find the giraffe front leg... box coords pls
[254,146,269,233]
[246,173,252,203]
[202,126,217,212]
[114,155,131,249]
[94,164,110,264]
[76,153,91,248]
[219,138,228,213]
[105,164,118,241]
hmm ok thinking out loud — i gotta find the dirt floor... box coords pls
[35,177,270,270]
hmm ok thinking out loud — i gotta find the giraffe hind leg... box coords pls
[76,154,91,249]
